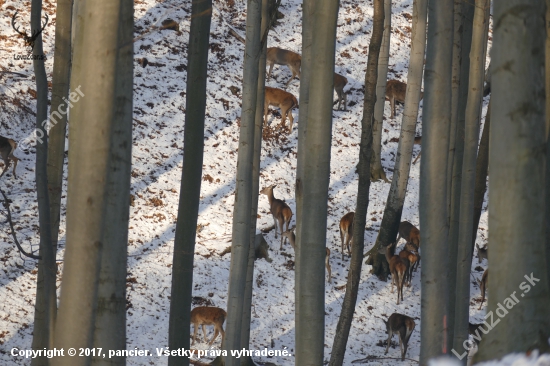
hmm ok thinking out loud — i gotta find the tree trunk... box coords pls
[368,0,427,276]
[370,0,391,183]
[419,0,453,363]
[452,0,489,360]
[167,1,212,364]
[91,1,133,365]
[30,0,56,364]
[546,0,550,296]
[474,0,550,360]
[296,0,339,365]
[224,0,262,364]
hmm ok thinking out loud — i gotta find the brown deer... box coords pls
[190,306,227,346]
[476,244,488,263]
[404,242,421,273]
[266,47,301,87]
[385,79,423,119]
[384,313,416,361]
[0,136,20,179]
[334,73,348,111]
[397,221,420,248]
[399,247,420,287]
[281,227,332,283]
[478,269,488,310]
[260,185,293,249]
[264,87,299,133]
[339,212,354,260]
[380,242,408,305]
[412,136,422,164]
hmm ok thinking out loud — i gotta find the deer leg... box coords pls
[280,107,288,131]
[264,102,270,126]
[399,333,404,360]
[287,109,294,133]
[202,324,208,343]
[272,214,278,239]
[10,156,18,179]
[210,328,219,346]
[267,62,274,81]
[343,92,347,111]
[346,236,352,256]
[191,324,198,345]
[385,330,392,354]
[325,250,332,283]
[279,216,285,250]
[340,229,345,260]
[220,326,225,348]
[0,160,9,178]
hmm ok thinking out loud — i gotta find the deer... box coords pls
[385,79,424,119]
[281,227,332,283]
[384,313,416,361]
[334,73,348,111]
[476,243,488,263]
[190,306,227,346]
[0,136,20,179]
[396,221,420,249]
[478,269,488,310]
[260,185,293,250]
[339,212,354,260]
[399,246,420,287]
[412,136,422,164]
[266,47,301,87]
[12,11,49,52]
[380,242,408,305]
[404,242,421,273]
[264,87,299,133]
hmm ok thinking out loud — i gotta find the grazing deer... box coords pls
[0,136,20,179]
[399,247,420,286]
[339,212,354,260]
[334,73,348,111]
[412,136,422,164]
[266,47,302,87]
[281,227,332,283]
[190,306,227,346]
[478,269,488,310]
[384,313,416,361]
[264,87,299,133]
[397,221,420,248]
[385,79,423,119]
[260,185,293,249]
[380,242,408,305]
[476,244,488,263]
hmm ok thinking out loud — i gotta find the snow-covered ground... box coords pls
[0,0,532,365]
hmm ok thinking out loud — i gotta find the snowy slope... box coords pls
[0,0,512,365]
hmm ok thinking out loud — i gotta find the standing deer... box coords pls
[412,136,422,164]
[476,244,488,263]
[478,269,488,310]
[190,306,227,346]
[397,221,421,248]
[281,227,332,283]
[339,212,354,260]
[384,313,416,361]
[404,242,421,273]
[0,136,20,179]
[264,87,299,133]
[385,79,423,119]
[260,185,293,249]
[266,47,301,87]
[399,247,420,286]
[380,242,408,305]
[334,73,348,111]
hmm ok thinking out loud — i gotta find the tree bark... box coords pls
[30,0,56,364]
[474,0,550,360]
[296,0,339,365]
[453,0,490,360]
[91,1,133,365]
[328,1,382,365]
[419,0,453,363]
[367,0,427,277]
[370,0,391,183]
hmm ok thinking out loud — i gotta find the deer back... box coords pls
[190,306,227,326]
[386,80,407,103]
[334,73,348,90]
[399,221,420,247]
[267,47,301,68]
[340,212,354,235]
[265,87,297,109]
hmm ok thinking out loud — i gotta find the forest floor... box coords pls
[0,0,521,364]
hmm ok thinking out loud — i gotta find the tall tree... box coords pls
[453,0,490,358]
[475,0,550,360]
[328,1,384,364]
[366,0,427,279]
[52,1,134,364]
[91,0,133,364]
[296,0,339,365]
[419,0,453,363]
[223,0,262,364]
[30,0,56,364]
[545,0,550,292]
[167,0,212,365]
[370,0,391,183]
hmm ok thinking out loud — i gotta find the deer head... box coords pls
[12,11,49,52]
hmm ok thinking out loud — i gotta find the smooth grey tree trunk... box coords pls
[224,1,262,364]
[369,0,427,269]
[167,1,212,365]
[475,0,550,360]
[91,0,133,365]
[546,0,550,293]
[452,0,489,360]
[419,0,453,363]
[328,1,382,364]
[370,0,391,183]
[296,0,339,365]
[52,1,132,364]
[30,0,56,364]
